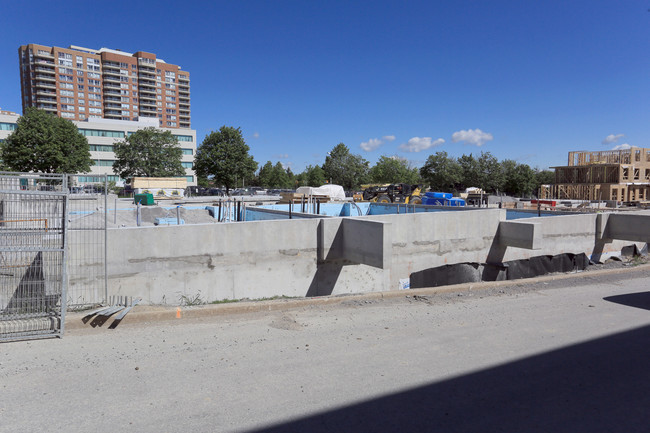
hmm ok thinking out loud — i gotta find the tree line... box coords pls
[0,109,554,197]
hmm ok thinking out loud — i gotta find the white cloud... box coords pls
[360,135,396,152]
[451,128,494,146]
[360,138,383,152]
[602,133,624,145]
[281,161,294,170]
[273,153,289,159]
[252,132,260,139]
[399,137,445,153]
[613,143,631,150]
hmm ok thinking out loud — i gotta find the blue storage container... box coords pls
[425,192,452,200]
[447,198,466,207]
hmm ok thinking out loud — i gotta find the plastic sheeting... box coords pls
[410,252,592,289]
[295,184,346,201]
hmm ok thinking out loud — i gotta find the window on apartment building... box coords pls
[167,96,176,102]
[88,79,100,85]
[78,78,84,84]
[88,86,101,93]
[121,97,129,102]
[622,167,629,180]
[59,59,73,67]
[89,100,101,106]
[181,162,192,168]
[88,94,101,100]
[61,112,75,118]
[121,104,129,109]
[78,85,84,91]
[645,169,650,180]
[79,129,124,138]
[0,123,17,131]
[634,168,640,180]
[59,67,73,74]
[59,75,73,82]
[60,104,75,111]
[166,103,176,108]
[167,122,177,127]
[175,135,193,142]
[121,110,130,116]
[60,90,74,97]
[79,106,85,111]
[60,97,74,103]
[89,145,113,152]
[182,149,193,155]
[59,52,72,60]
[78,99,85,105]
[635,150,641,162]
[612,189,617,201]
[77,70,84,76]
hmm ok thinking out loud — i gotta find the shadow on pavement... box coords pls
[247,325,650,433]
[604,291,650,311]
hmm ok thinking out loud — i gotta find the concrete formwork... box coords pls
[81,208,648,305]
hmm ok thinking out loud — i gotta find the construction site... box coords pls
[2,171,650,341]
[542,146,650,204]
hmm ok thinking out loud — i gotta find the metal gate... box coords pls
[67,175,107,309]
[0,173,69,341]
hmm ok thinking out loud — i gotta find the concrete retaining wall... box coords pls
[91,209,647,304]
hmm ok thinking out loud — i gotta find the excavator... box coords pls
[362,183,423,204]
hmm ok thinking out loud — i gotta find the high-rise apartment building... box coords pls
[18,43,191,129]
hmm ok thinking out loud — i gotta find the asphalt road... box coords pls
[2,268,650,432]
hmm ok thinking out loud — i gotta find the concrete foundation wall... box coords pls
[96,209,647,304]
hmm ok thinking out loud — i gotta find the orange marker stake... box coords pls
[176,307,181,319]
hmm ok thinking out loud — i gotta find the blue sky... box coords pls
[1,0,649,172]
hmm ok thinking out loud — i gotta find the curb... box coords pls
[64,263,650,331]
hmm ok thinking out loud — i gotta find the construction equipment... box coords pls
[362,183,423,204]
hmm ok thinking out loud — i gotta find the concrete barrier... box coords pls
[91,209,648,305]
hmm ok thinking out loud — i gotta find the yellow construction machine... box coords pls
[362,183,423,204]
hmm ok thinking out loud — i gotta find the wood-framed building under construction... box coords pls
[541,147,650,202]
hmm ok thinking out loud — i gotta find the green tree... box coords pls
[194,126,258,194]
[420,151,462,192]
[322,143,369,190]
[258,161,274,188]
[501,160,536,196]
[296,165,326,187]
[535,169,555,186]
[457,153,480,191]
[259,161,291,188]
[0,107,92,173]
[112,127,184,179]
[369,156,420,184]
[269,162,291,188]
[477,151,504,193]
